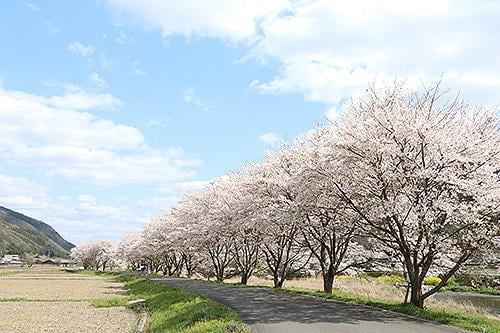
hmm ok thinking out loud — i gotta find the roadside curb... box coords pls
[135,308,147,333]
[127,299,147,333]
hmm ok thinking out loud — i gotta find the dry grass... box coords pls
[428,298,499,320]
[226,276,404,302]
[0,267,135,332]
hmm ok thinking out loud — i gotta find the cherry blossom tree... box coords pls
[71,240,117,271]
[231,226,261,285]
[118,232,145,270]
[174,177,240,282]
[244,152,312,288]
[225,172,263,285]
[333,82,499,307]
[293,126,382,293]
[142,217,179,275]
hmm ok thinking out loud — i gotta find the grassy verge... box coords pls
[103,273,249,333]
[261,285,499,333]
[441,284,500,296]
[91,295,130,308]
[0,296,28,302]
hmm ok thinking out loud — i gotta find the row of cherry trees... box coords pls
[70,240,117,271]
[73,82,499,308]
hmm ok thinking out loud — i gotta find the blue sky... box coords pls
[0,0,498,244]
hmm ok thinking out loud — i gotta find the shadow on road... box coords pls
[149,277,464,333]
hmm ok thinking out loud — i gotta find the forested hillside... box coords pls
[0,206,74,257]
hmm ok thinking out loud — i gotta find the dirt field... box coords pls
[0,265,136,333]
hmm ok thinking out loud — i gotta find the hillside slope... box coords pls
[0,206,74,258]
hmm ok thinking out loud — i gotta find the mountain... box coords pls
[0,206,74,258]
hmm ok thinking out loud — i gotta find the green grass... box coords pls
[0,270,22,277]
[262,286,500,333]
[108,273,249,333]
[91,296,130,308]
[441,284,500,296]
[0,296,28,302]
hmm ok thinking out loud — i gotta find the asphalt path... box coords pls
[148,277,466,333]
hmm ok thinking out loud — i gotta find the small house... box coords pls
[34,257,57,265]
[0,254,22,264]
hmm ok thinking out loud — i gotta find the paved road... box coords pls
[148,277,466,333]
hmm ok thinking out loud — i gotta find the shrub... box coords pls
[377,275,406,284]
[424,276,442,286]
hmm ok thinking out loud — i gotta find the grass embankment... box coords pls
[97,273,249,333]
[441,284,500,296]
[259,285,499,333]
[376,275,500,296]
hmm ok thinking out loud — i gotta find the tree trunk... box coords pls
[273,273,284,288]
[274,280,284,288]
[185,263,195,278]
[183,253,197,278]
[216,265,224,282]
[240,273,249,285]
[273,274,279,288]
[322,268,335,294]
[409,279,424,307]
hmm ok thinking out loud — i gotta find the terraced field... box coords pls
[0,266,135,333]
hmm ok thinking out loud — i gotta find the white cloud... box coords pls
[250,0,500,106]
[259,132,281,145]
[182,88,212,111]
[0,85,201,186]
[47,91,121,110]
[78,194,96,203]
[99,53,113,70]
[139,180,211,211]
[115,32,131,44]
[0,172,154,244]
[106,0,500,107]
[88,72,108,88]
[0,174,50,209]
[77,198,124,219]
[11,146,199,186]
[104,0,291,42]
[324,105,339,122]
[41,79,81,92]
[137,195,178,209]
[145,116,169,127]
[131,61,147,77]
[0,87,135,150]
[155,180,210,194]
[24,2,40,11]
[67,42,94,57]
[45,20,60,34]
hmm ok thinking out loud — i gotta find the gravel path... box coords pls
[149,277,467,333]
